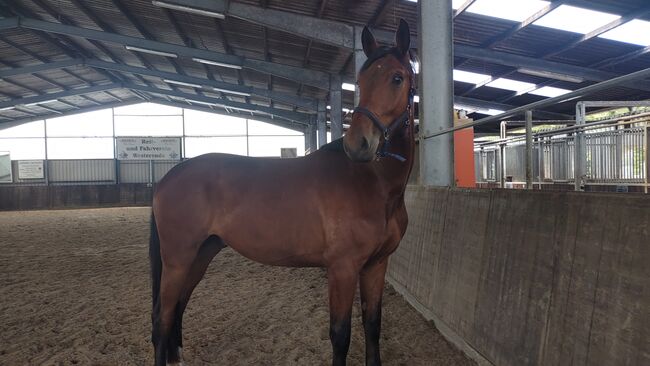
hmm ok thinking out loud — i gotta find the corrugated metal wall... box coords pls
[153,161,178,182]
[119,161,150,183]
[2,159,183,186]
[48,160,115,183]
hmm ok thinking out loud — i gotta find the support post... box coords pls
[418,0,454,186]
[112,107,119,184]
[353,27,365,107]
[525,110,533,189]
[304,124,312,154]
[309,117,318,153]
[43,118,49,186]
[574,102,586,191]
[317,100,327,148]
[329,74,343,140]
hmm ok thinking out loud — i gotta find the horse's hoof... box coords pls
[167,348,184,366]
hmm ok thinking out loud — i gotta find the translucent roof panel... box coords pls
[453,69,491,84]
[486,78,536,92]
[407,0,465,9]
[534,5,620,34]
[466,0,550,22]
[529,86,571,98]
[599,19,650,47]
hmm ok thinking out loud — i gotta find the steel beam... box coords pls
[85,59,317,110]
[0,83,121,110]
[454,44,650,92]
[227,0,354,48]
[454,96,572,120]
[125,83,311,124]
[0,59,83,78]
[545,5,650,59]
[151,98,305,133]
[0,16,18,30]
[454,0,477,18]
[419,0,454,186]
[151,0,402,47]
[479,1,563,48]
[18,17,331,89]
[0,100,141,131]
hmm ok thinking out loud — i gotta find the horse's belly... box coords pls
[215,210,327,267]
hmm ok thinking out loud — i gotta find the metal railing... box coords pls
[475,104,649,192]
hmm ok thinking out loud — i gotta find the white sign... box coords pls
[0,152,11,183]
[18,160,44,179]
[116,137,181,160]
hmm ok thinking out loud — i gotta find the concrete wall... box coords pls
[388,186,649,366]
[0,184,152,211]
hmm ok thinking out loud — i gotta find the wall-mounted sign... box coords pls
[0,152,11,183]
[280,148,297,158]
[17,160,44,179]
[116,137,181,160]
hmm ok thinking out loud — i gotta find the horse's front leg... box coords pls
[360,258,388,366]
[327,263,359,366]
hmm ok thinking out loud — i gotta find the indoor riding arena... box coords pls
[0,1,648,366]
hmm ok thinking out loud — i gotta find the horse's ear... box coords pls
[362,26,378,57]
[395,19,410,56]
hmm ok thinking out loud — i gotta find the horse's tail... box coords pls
[149,211,162,312]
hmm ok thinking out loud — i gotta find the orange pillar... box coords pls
[453,111,476,188]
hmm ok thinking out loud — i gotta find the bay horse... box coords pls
[150,19,416,366]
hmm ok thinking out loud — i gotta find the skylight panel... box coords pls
[599,19,650,46]
[453,70,491,84]
[529,86,571,98]
[483,109,505,116]
[341,83,355,91]
[534,5,620,34]
[486,78,536,92]
[467,0,550,22]
[407,0,464,9]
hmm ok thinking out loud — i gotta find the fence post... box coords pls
[574,102,586,191]
[643,124,650,194]
[148,160,153,187]
[526,111,533,189]
[646,126,649,194]
[499,121,507,188]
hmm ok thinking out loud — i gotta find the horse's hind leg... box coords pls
[167,236,226,364]
[154,260,190,366]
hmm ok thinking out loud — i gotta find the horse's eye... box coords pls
[392,74,403,85]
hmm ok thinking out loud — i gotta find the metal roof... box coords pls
[0,0,649,133]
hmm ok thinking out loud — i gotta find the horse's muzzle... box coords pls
[343,135,377,162]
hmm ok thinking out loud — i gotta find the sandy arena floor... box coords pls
[0,207,474,365]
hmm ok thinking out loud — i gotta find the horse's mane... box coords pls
[319,137,345,152]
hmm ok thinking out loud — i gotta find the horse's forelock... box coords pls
[360,46,414,75]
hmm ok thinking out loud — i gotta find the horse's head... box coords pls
[343,19,415,162]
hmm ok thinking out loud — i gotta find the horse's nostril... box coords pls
[361,137,370,151]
